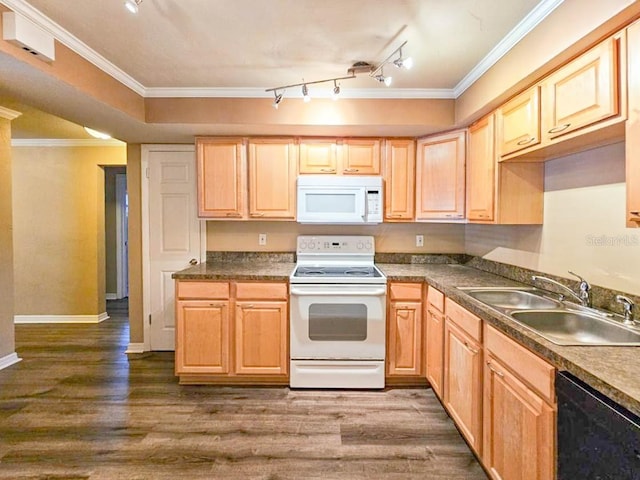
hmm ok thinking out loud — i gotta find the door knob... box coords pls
[189,258,198,265]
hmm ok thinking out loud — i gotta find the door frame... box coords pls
[141,144,206,351]
[115,173,128,299]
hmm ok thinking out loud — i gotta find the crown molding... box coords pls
[453,0,565,97]
[11,138,126,147]
[145,87,456,99]
[0,105,22,120]
[0,0,146,96]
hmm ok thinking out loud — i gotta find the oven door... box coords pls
[290,284,386,360]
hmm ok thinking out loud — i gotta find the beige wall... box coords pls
[0,117,15,358]
[126,144,144,344]
[12,145,126,316]
[105,166,126,295]
[207,221,465,253]
[466,142,640,296]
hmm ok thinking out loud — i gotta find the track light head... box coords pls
[302,84,311,102]
[375,68,392,87]
[393,47,413,70]
[124,0,142,14]
[332,81,340,100]
[272,91,283,109]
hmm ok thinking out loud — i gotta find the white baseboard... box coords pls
[125,343,146,354]
[0,352,22,371]
[15,312,110,324]
[106,293,118,300]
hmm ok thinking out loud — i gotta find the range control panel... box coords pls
[296,235,375,255]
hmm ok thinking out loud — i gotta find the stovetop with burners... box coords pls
[290,235,386,284]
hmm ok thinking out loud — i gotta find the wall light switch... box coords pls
[416,235,424,247]
[259,233,267,246]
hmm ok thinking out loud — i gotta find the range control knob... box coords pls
[365,242,372,250]
[309,242,316,249]
[357,242,364,249]
[300,241,307,250]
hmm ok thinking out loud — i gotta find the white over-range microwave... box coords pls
[297,175,383,224]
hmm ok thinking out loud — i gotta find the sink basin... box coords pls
[462,288,561,310]
[510,310,640,346]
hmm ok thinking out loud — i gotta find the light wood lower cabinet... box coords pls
[443,298,483,455]
[175,280,288,383]
[425,286,445,398]
[387,283,424,379]
[483,324,556,480]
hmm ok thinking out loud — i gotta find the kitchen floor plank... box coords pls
[0,299,487,479]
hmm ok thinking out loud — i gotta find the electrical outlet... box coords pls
[259,233,267,246]
[416,235,424,247]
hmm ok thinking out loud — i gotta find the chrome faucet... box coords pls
[532,271,591,307]
[616,295,636,326]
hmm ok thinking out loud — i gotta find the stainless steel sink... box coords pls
[510,310,640,346]
[460,288,562,310]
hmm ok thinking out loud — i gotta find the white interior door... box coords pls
[145,145,203,351]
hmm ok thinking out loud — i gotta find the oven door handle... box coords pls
[290,286,387,297]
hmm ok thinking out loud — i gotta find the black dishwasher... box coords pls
[557,371,640,479]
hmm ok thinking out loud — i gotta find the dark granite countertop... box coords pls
[378,263,640,417]
[172,256,640,416]
[172,261,295,281]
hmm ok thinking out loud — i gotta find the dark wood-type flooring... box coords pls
[0,299,488,479]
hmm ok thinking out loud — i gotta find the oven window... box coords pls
[306,193,356,213]
[308,304,367,341]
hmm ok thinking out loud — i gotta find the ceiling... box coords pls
[0,0,555,141]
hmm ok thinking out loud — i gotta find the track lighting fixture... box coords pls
[332,80,341,100]
[302,84,311,102]
[265,40,412,107]
[393,47,413,70]
[124,0,142,14]
[272,91,283,109]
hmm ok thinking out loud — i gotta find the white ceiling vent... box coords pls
[2,11,55,63]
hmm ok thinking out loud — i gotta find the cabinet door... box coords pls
[443,319,483,455]
[497,86,541,157]
[175,300,230,374]
[299,139,338,174]
[248,138,297,219]
[425,304,444,398]
[416,130,466,221]
[235,301,288,375]
[466,115,495,222]
[387,301,423,376]
[196,138,246,218]
[342,139,381,174]
[627,20,640,226]
[542,36,619,141]
[483,355,555,480]
[384,139,415,221]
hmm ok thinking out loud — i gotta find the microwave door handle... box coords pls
[358,189,367,219]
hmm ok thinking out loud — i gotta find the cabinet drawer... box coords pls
[485,324,555,403]
[426,286,445,312]
[177,281,230,299]
[445,298,481,342]
[235,282,288,300]
[389,283,423,301]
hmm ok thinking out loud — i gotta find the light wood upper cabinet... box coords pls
[497,86,541,157]
[387,283,423,377]
[235,300,288,376]
[425,286,445,398]
[196,137,246,219]
[299,138,381,175]
[483,324,555,480]
[542,36,619,142]
[248,138,297,220]
[299,139,338,174]
[627,20,640,227]
[466,115,495,222]
[444,298,483,455]
[416,130,466,221]
[342,139,381,175]
[384,139,415,221]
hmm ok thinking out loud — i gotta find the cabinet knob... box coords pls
[320,168,336,173]
[516,136,536,146]
[630,211,640,216]
[486,361,504,377]
[343,168,359,173]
